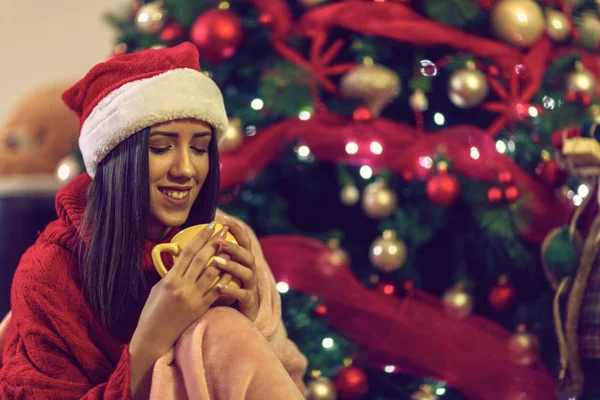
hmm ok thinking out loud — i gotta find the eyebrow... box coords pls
[149,131,211,138]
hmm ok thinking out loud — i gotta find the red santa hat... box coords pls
[62,42,228,177]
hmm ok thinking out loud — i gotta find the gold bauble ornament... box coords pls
[218,118,244,153]
[299,0,328,8]
[369,230,407,272]
[409,89,429,112]
[507,324,540,366]
[306,377,337,400]
[327,238,350,267]
[546,9,570,42]
[442,284,474,319]
[340,64,401,117]
[135,1,167,34]
[566,62,597,96]
[340,183,360,206]
[411,384,438,400]
[490,0,545,48]
[574,11,600,50]
[448,61,489,108]
[361,179,398,219]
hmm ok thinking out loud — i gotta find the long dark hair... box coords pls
[79,127,220,336]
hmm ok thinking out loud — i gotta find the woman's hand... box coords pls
[213,217,259,322]
[130,222,231,398]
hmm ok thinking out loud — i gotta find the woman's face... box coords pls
[147,119,212,240]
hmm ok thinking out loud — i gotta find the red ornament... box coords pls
[258,13,274,26]
[487,187,503,203]
[314,304,328,316]
[333,366,369,400]
[426,172,460,206]
[353,106,372,121]
[498,171,513,185]
[580,93,593,107]
[565,91,577,103]
[504,185,520,202]
[489,275,517,312]
[488,65,499,76]
[160,23,187,43]
[537,159,569,188]
[190,9,243,63]
[375,282,396,295]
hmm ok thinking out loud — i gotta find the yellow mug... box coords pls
[151,223,241,305]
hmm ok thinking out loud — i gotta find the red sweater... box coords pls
[0,174,177,399]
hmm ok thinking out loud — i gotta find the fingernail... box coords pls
[217,226,229,238]
[213,256,227,266]
[206,221,217,230]
[216,284,227,291]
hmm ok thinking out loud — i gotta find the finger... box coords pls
[218,241,255,272]
[195,266,221,295]
[216,285,256,309]
[222,216,252,251]
[213,256,253,288]
[183,226,229,279]
[171,222,218,276]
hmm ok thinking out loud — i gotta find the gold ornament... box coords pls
[546,9,570,42]
[409,89,429,112]
[369,230,407,272]
[327,238,350,267]
[590,104,600,122]
[442,284,474,319]
[490,0,545,48]
[361,179,398,219]
[135,1,167,34]
[507,324,540,366]
[218,118,244,153]
[411,384,438,400]
[306,377,337,400]
[299,0,328,8]
[448,61,489,108]
[340,64,401,117]
[574,11,600,50]
[340,183,360,206]
[566,62,597,96]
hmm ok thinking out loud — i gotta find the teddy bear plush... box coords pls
[0,81,79,177]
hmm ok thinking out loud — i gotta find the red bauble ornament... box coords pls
[537,159,569,188]
[489,275,517,312]
[334,366,369,400]
[160,23,187,42]
[426,172,460,206]
[565,91,577,103]
[504,185,520,202]
[487,186,503,203]
[498,171,513,185]
[353,106,372,121]
[190,9,243,63]
[314,304,328,317]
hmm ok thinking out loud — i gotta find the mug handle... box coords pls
[152,243,181,278]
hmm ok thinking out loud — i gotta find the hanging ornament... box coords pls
[135,1,167,34]
[411,384,438,400]
[488,275,517,312]
[448,61,489,108]
[409,89,429,112]
[490,0,545,48]
[340,64,401,117]
[507,324,540,366]
[442,284,474,319]
[160,23,187,43]
[327,238,350,268]
[191,9,243,63]
[536,159,569,188]
[333,366,369,400]
[369,230,407,273]
[487,186,503,203]
[299,0,328,8]
[566,62,597,97]
[546,9,570,42]
[498,171,513,185]
[307,377,337,400]
[361,179,398,219]
[340,183,360,206]
[426,171,460,206]
[218,118,244,153]
[504,185,520,202]
[574,11,600,51]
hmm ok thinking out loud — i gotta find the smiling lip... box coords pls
[158,187,193,205]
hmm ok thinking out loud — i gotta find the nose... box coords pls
[169,149,195,180]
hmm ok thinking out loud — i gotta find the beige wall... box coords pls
[0,0,125,121]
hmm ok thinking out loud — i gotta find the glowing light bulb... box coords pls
[434,113,445,125]
[360,165,373,179]
[470,147,480,160]
[322,337,334,349]
[496,140,507,153]
[276,282,289,293]
[370,141,383,155]
[345,141,358,155]
[251,98,264,110]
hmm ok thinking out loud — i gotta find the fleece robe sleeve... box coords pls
[0,244,133,400]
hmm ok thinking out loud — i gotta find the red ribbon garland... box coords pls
[260,235,559,400]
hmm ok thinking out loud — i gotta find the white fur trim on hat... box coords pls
[80,68,228,177]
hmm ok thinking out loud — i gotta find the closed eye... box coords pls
[191,147,208,154]
[150,146,171,155]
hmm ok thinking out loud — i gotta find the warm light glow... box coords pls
[298,110,311,121]
[363,56,374,65]
[276,282,289,293]
[322,337,334,349]
[578,184,590,198]
[250,98,264,110]
[470,147,480,160]
[496,140,507,153]
[507,139,516,152]
[436,387,447,396]
[517,12,527,22]
[345,141,359,155]
[384,365,396,373]
[370,141,383,155]
[383,284,395,295]
[528,106,539,118]
[57,164,71,181]
[360,165,373,179]
[573,195,583,206]
[297,145,311,158]
[434,112,445,125]
[218,1,230,9]
[372,246,383,256]
[419,156,434,169]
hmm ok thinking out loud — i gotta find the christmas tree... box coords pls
[105,0,600,398]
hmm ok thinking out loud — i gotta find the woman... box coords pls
[0,42,306,399]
